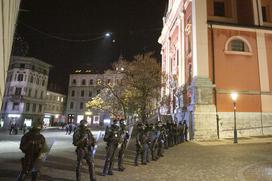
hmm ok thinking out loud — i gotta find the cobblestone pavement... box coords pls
[0,129,272,181]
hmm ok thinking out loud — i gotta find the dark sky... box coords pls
[13,0,167,93]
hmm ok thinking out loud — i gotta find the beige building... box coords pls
[43,91,66,126]
[0,0,21,115]
[1,56,51,128]
[159,0,272,140]
[66,69,123,126]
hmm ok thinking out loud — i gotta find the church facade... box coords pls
[159,0,272,139]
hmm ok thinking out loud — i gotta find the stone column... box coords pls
[189,0,217,140]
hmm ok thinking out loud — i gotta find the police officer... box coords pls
[149,123,159,161]
[135,122,148,166]
[73,119,96,181]
[117,119,129,171]
[17,120,47,181]
[156,121,164,158]
[102,119,120,176]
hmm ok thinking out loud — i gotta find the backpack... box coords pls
[73,129,81,146]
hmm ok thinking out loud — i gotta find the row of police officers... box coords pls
[16,118,187,181]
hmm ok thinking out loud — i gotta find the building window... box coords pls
[40,91,44,99]
[25,103,30,112]
[15,87,22,96]
[72,79,76,85]
[20,64,25,68]
[12,102,20,111]
[42,79,45,86]
[96,90,100,95]
[28,88,32,97]
[90,79,93,85]
[30,75,34,83]
[225,36,252,54]
[82,79,86,85]
[81,90,84,97]
[80,102,84,110]
[262,6,267,22]
[32,104,36,112]
[8,73,13,82]
[35,90,38,98]
[89,91,92,97]
[261,0,272,23]
[17,74,24,81]
[4,102,8,111]
[230,39,245,52]
[61,97,64,102]
[214,1,225,17]
[38,104,42,112]
[36,78,39,85]
[71,90,75,97]
[70,102,74,109]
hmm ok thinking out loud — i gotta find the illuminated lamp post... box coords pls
[230,92,238,144]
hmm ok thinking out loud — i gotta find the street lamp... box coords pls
[231,92,238,144]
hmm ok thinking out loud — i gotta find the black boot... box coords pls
[31,171,38,181]
[17,171,27,181]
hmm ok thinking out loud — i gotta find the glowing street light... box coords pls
[105,32,111,37]
[230,92,238,144]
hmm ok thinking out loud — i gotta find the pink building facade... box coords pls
[159,0,272,140]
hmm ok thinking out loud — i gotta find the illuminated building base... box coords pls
[189,77,217,140]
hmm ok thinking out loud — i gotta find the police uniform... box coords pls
[17,121,47,181]
[73,120,96,181]
[134,123,148,165]
[117,119,129,171]
[102,119,120,176]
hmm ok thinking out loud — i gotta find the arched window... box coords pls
[225,36,252,55]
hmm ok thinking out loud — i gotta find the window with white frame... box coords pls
[225,36,252,55]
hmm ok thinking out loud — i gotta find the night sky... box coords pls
[13,0,167,93]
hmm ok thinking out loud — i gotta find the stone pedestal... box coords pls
[189,77,218,140]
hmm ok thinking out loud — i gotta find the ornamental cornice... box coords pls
[158,0,184,44]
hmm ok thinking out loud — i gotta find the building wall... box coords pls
[1,56,51,128]
[0,0,21,112]
[159,0,272,139]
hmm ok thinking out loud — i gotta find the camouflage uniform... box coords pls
[102,119,120,176]
[156,122,164,157]
[17,122,47,181]
[117,119,129,171]
[135,123,148,165]
[73,120,96,181]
